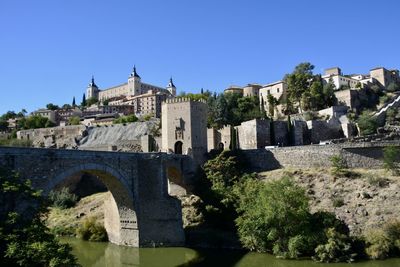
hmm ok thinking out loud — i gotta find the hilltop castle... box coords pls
[85,66,177,118]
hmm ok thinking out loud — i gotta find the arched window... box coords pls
[174,141,183,154]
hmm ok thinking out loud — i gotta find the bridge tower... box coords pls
[161,98,208,165]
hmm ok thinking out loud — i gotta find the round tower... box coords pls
[166,77,176,96]
[128,65,142,96]
[86,76,99,99]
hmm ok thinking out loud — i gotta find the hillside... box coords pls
[259,168,400,236]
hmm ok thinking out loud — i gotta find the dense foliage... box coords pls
[48,187,78,209]
[0,168,79,266]
[284,63,337,114]
[364,220,400,259]
[76,217,108,242]
[202,151,358,261]
[68,116,81,125]
[113,114,139,124]
[383,146,399,175]
[357,111,378,136]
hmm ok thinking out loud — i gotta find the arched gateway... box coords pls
[0,147,191,247]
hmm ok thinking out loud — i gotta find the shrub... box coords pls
[383,145,399,175]
[330,155,346,176]
[48,187,78,209]
[387,82,399,92]
[367,175,389,187]
[383,220,400,253]
[332,196,345,207]
[76,217,108,242]
[235,177,312,257]
[357,111,378,136]
[314,228,355,263]
[364,229,391,259]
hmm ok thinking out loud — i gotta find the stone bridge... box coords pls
[0,146,194,247]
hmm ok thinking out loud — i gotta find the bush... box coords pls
[367,175,389,187]
[113,114,139,124]
[364,229,391,259]
[357,111,378,136]
[330,155,347,176]
[364,220,400,259]
[235,177,313,257]
[383,145,399,175]
[76,217,108,242]
[387,83,399,92]
[332,196,345,207]
[314,228,355,263]
[48,188,78,209]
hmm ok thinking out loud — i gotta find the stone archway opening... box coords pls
[174,141,183,154]
[48,166,138,247]
[218,142,224,150]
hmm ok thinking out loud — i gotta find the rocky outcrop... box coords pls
[17,119,160,152]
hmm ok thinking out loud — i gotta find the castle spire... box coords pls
[131,65,141,78]
[168,76,176,88]
[89,75,97,88]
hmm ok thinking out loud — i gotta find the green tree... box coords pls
[235,177,312,256]
[46,103,59,111]
[68,116,81,126]
[86,97,98,106]
[322,79,337,107]
[267,94,278,118]
[18,115,53,130]
[284,62,315,112]
[0,119,8,132]
[62,104,72,109]
[0,169,79,266]
[113,114,139,124]
[387,82,399,92]
[383,145,399,175]
[72,96,76,107]
[357,111,378,136]
[81,93,86,107]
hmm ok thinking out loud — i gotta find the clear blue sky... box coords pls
[1,0,399,114]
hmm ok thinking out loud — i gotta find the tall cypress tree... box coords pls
[81,93,86,107]
[72,96,76,107]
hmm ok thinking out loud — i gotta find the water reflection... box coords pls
[63,238,400,267]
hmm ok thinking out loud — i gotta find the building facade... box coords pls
[86,67,176,101]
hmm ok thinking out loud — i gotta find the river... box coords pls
[62,238,400,267]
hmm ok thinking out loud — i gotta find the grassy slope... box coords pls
[46,192,109,236]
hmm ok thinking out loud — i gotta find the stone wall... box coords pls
[17,125,87,148]
[236,119,270,149]
[0,147,190,247]
[242,141,400,172]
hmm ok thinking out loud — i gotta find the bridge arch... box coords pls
[46,163,139,247]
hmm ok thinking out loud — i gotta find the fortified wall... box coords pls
[241,141,400,172]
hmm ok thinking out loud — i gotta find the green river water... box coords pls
[62,238,400,267]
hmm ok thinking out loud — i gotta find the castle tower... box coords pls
[166,77,177,96]
[128,65,142,96]
[162,98,208,165]
[86,76,99,99]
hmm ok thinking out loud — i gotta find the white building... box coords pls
[86,66,177,101]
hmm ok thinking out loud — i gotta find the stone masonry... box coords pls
[0,147,194,247]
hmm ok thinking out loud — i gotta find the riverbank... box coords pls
[62,237,400,267]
